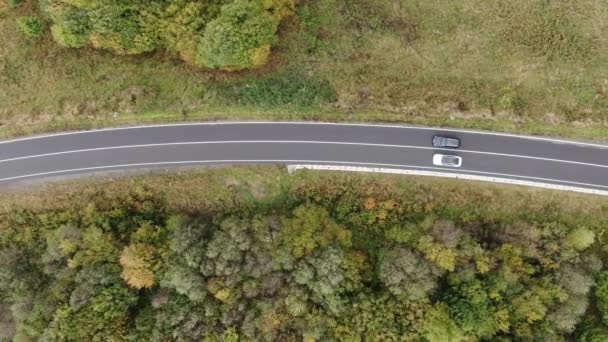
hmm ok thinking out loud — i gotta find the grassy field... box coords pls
[4,165,606,217]
[1,0,607,139]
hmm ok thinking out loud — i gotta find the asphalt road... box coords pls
[0,122,607,191]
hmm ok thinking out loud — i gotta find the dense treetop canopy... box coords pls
[1,168,608,341]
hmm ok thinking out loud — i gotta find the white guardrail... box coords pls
[287,164,608,197]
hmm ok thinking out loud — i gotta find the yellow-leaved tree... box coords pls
[119,243,156,289]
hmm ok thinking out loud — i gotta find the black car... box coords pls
[432,135,460,148]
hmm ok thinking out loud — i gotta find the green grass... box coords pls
[1,0,607,140]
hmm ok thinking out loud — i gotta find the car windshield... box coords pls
[443,156,458,164]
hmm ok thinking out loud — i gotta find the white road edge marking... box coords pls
[1,160,607,192]
[288,164,608,196]
[0,121,606,148]
[1,140,607,168]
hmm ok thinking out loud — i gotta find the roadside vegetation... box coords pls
[43,0,294,70]
[1,166,608,340]
[1,0,607,139]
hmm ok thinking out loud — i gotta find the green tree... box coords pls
[69,263,122,309]
[331,292,428,341]
[378,247,443,300]
[276,205,351,263]
[201,217,251,277]
[443,276,502,338]
[196,0,279,70]
[595,271,608,324]
[166,215,211,270]
[47,285,137,341]
[292,246,348,314]
[512,290,547,325]
[548,295,588,333]
[67,226,120,268]
[578,326,608,342]
[152,0,228,63]
[417,235,458,271]
[88,1,157,54]
[421,303,465,342]
[558,265,594,296]
[149,292,219,341]
[160,260,208,302]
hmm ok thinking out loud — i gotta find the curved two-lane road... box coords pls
[0,122,607,193]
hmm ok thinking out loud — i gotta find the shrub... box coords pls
[16,16,44,38]
[7,0,23,9]
[565,227,595,250]
[49,5,91,48]
[196,0,279,70]
[498,86,526,114]
[220,68,336,107]
[88,2,157,54]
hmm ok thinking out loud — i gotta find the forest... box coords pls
[1,167,608,341]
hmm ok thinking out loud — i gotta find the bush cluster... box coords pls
[220,67,337,107]
[43,0,295,70]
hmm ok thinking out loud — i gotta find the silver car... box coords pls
[432,135,460,148]
[433,154,462,167]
